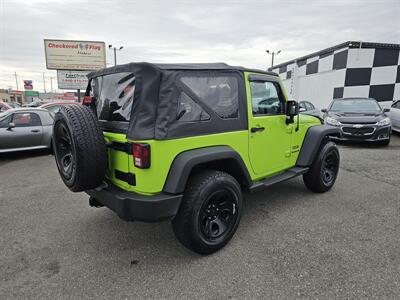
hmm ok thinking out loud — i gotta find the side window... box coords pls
[299,101,306,111]
[12,113,41,127]
[0,115,12,128]
[176,92,210,122]
[180,76,239,119]
[249,81,284,116]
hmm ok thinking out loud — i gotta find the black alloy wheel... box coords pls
[172,170,243,255]
[321,150,339,186]
[199,189,238,242]
[54,122,75,180]
[303,140,340,193]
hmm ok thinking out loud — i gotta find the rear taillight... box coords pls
[82,96,93,105]
[132,143,150,169]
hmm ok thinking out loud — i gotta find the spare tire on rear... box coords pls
[53,104,107,192]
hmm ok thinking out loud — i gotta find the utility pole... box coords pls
[43,73,46,93]
[14,71,19,90]
[108,45,124,66]
[266,49,282,69]
[50,77,54,93]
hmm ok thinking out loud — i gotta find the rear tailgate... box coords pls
[103,132,133,190]
[91,72,135,190]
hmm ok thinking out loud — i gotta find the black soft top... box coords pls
[87,62,278,140]
[88,62,277,79]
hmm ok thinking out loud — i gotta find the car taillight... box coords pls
[132,143,150,169]
[82,96,93,105]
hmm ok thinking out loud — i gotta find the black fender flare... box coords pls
[163,146,252,194]
[296,125,340,167]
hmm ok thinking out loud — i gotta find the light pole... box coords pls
[266,49,281,69]
[14,71,19,90]
[49,77,55,93]
[108,45,123,66]
[43,73,47,93]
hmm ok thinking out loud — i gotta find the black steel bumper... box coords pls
[86,183,183,222]
[332,125,391,142]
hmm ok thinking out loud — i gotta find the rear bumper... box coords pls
[86,183,183,222]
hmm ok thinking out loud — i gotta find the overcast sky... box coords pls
[0,0,399,92]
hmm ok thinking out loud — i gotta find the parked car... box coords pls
[0,108,54,153]
[299,100,322,118]
[40,101,79,117]
[8,102,21,108]
[1,101,21,112]
[24,99,44,107]
[322,97,391,145]
[0,101,20,112]
[388,100,400,132]
[52,62,340,255]
[0,102,11,112]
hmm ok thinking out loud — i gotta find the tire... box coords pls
[53,104,107,192]
[303,141,340,193]
[172,170,243,255]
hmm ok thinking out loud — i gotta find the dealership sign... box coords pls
[57,70,89,90]
[44,39,106,70]
[23,80,33,90]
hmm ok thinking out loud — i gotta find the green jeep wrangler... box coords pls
[53,62,340,255]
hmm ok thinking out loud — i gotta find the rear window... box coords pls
[92,72,135,122]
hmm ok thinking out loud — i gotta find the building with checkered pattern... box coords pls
[270,41,400,109]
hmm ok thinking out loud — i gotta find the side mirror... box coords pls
[7,122,15,130]
[321,108,327,113]
[383,108,390,113]
[286,100,299,124]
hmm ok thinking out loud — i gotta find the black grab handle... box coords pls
[251,127,265,133]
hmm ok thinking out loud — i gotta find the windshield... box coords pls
[330,99,381,113]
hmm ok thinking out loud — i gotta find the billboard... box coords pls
[57,70,89,90]
[44,39,106,70]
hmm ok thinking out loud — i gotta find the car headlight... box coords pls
[376,117,391,126]
[324,117,341,126]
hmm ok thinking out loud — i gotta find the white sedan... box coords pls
[388,100,400,132]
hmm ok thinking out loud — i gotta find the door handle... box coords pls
[251,126,265,133]
[31,129,40,133]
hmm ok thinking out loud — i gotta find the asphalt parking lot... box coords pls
[1,135,400,299]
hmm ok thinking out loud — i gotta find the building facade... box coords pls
[271,41,400,109]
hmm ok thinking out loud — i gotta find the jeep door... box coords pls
[247,75,293,176]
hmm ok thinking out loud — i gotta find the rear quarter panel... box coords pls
[106,131,251,195]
